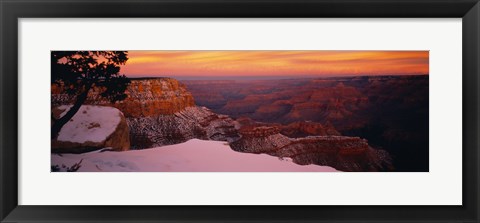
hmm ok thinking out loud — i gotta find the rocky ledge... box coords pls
[230,124,392,172]
[128,106,240,149]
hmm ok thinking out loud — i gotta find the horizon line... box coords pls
[126,73,429,80]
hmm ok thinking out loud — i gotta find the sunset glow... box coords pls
[122,51,429,78]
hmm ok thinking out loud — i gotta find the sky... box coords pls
[121,51,429,78]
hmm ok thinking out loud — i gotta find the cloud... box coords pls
[122,51,429,77]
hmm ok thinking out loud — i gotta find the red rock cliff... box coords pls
[52,78,195,117]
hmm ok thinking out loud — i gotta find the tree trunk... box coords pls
[51,85,92,139]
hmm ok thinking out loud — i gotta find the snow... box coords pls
[51,139,339,172]
[57,105,122,144]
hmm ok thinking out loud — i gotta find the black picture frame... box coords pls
[1,0,479,222]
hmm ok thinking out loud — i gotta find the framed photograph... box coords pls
[1,0,479,222]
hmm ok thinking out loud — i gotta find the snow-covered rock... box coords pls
[128,106,240,149]
[52,105,130,153]
[51,139,339,172]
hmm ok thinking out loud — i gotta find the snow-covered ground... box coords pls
[51,139,338,172]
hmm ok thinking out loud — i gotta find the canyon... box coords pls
[50,76,427,171]
[183,75,429,171]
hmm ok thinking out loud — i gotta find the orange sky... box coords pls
[122,51,429,77]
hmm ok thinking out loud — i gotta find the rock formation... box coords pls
[230,122,392,172]
[52,78,238,149]
[52,78,195,117]
[280,121,341,138]
[127,106,239,149]
[51,105,130,153]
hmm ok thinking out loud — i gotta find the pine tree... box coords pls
[51,51,130,139]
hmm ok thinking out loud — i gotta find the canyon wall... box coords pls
[52,78,195,117]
